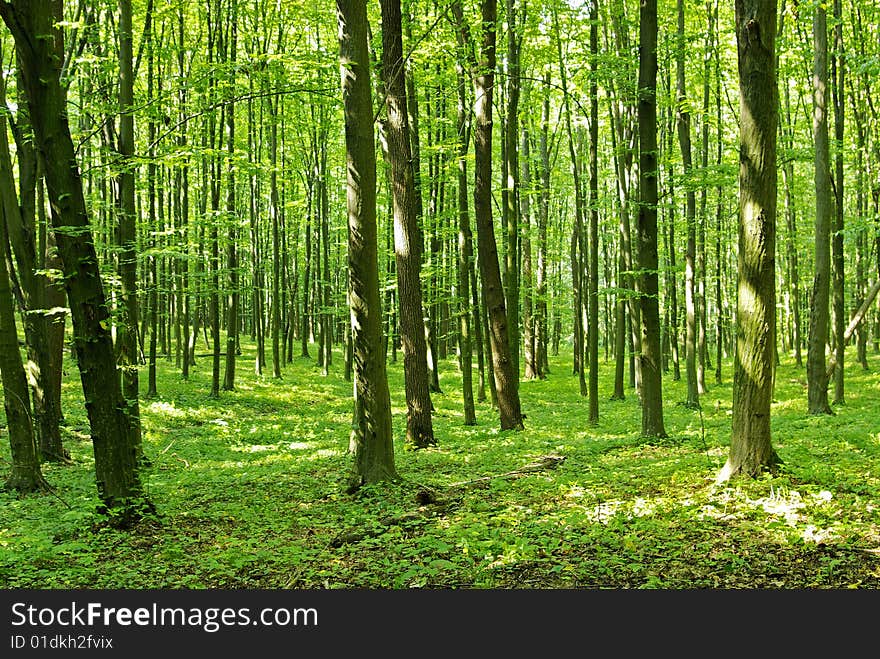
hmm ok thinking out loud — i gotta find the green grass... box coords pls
[1,338,878,589]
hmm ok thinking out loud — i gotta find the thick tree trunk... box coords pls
[719,0,781,482]
[116,0,143,459]
[0,70,66,461]
[338,0,398,489]
[1,0,150,521]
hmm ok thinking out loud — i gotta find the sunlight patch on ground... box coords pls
[146,401,186,417]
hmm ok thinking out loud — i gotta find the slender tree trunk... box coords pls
[782,82,802,368]
[0,216,48,492]
[536,73,551,380]
[719,0,780,481]
[270,89,282,378]
[637,0,667,438]
[223,0,238,391]
[587,2,599,424]
[697,0,716,392]
[677,0,700,410]
[146,24,158,398]
[116,0,143,458]
[505,0,520,380]
[807,5,833,415]
[455,54,477,424]
[380,0,436,448]
[453,0,523,430]
[522,123,537,381]
[830,0,844,404]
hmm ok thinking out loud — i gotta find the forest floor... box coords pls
[1,340,879,589]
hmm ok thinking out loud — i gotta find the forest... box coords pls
[0,0,878,591]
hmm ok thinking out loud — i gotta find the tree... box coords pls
[452,0,524,431]
[455,28,478,425]
[0,55,66,462]
[676,0,700,410]
[718,0,781,482]
[807,2,833,415]
[637,0,667,438]
[115,0,144,460]
[0,0,152,523]
[588,0,599,424]
[0,206,48,492]
[338,0,398,489]
[223,0,240,392]
[379,0,436,448]
[830,0,845,405]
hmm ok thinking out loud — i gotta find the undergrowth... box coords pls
[1,340,878,589]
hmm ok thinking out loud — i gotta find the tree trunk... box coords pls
[719,0,781,482]
[116,0,143,458]
[1,0,151,522]
[455,53,477,425]
[0,65,66,462]
[587,2,599,425]
[505,0,520,380]
[338,0,398,489]
[223,0,238,391]
[521,124,537,382]
[830,0,844,405]
[0,215,48,493]
[807,5,833,415]
[536,72,551,380]
[676,0,700,410]
[380,0,436,448]
[453,0,523,430]
[637,0,667,438]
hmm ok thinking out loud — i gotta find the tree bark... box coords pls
[637,0,667,438]
[676,0,700,410]
[380,0,436,447]
[338,0,398,489]
[1,0,150,521]
[455,52,477,424]
[452,0,523,430]
[807,5,833,415]
[830,0,844,405]
[588,2,599,424]
[719,0,781,482]
[116,0,143,458]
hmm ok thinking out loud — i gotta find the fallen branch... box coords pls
[826,278,880,379]
[446,454,566,490]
